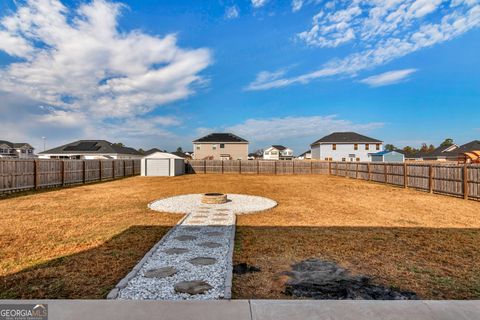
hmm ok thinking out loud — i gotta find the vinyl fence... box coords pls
[0,159,141,194]
[186,160,480,201]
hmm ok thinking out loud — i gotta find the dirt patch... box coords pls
[283,258,417,300]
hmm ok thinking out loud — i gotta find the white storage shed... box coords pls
[141,152,185,176]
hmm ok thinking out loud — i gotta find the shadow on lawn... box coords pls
[0,225,171,299]
[1,225,480,300]
[232,226,480,300]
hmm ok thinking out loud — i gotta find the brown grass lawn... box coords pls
[0,174,479,299]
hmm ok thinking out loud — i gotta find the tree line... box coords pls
[384,138,454,156]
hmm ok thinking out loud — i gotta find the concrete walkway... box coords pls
[4,300,480,320]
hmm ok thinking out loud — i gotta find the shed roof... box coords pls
[142,151,184,159]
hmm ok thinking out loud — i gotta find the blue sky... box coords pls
[0,0,479,153]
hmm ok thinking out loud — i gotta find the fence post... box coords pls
[99,160,102,181]
[257,160,260,174]
[429,165,434,194]
[204,160,206,174]
[328,161,332,175]
[61,160,65,186]
[34,159,39,189]
[274,161,277,175]
[113,160,115,178]
[292,161,295,175]
[310,161,313,174]
[221,160,224,174]
[123,160,126,177]
[82,160,86,184]
[356,163,359,179]
[384,163,388,183]
[403,163,407,188]
[367,163,371,181]
[463,164,469,200]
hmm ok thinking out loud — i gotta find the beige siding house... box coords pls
[193,133,249,160]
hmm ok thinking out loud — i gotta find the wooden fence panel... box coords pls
[258,161,275,174]
[222,160,240,173]
[240,161,258,174]
[357,163,369,180]
[432,164,463,197]
[312,161,329,174]
[38,160,63,187]
[406,164,430,191]
[0,159,35,192]
[0,159,140,194]
[468,165,480,200]
[386,163,405,186]
[293,161,312,174]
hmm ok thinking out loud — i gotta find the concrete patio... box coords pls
[3,300,479,320]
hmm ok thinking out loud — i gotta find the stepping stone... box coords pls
[198,242,222,248]
[206,231,223,237]
[164,248,189,255]
[189,257,217,266]
[175,235,197,241]
[174,280,213,295]
[184,227,201,231]
[144,267,177,278]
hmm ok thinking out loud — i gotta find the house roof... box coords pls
[39,140,142,155]
[271,145,287,151]
[143,151,184,159]
[144,148,164,156]
[311,132,382,146]
[193,133,248,143]
[420,144,459,160]
[298,150,311,157]
[394,149,424,159]
[170,151,192,159]
[0,140,33,149]
[457,140,480,153]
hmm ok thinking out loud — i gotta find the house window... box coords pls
[365,144,370,150]
[356,158,360,162]
[376,144,380,150]
[212,145,217,150]
[354,144,358,150]
[325,157,329,161]
[342,158,346,162]
[332,144,337,150]
[220,144,225,149]
[196,145,200,150]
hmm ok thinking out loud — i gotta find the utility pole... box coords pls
[42,136,46,152]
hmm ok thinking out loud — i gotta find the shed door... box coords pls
[146,159,170,176]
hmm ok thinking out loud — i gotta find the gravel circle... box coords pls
[149,194,277,214]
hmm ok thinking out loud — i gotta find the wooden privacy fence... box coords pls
[186,160,480,201]
[0,159,141,194]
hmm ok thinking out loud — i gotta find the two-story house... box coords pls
[193,133,249,160]
[0,140,35,158]
[310,132,383,162]
[263,145,294,160]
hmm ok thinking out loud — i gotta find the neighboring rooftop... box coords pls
[143,148,165,156]
[0,140,33,148]
[39,140,142,155]
[456,140,480,153]
[271,145,287,150]
[193,133,248,143]
[311,132,382,146]
[170,151,192,159]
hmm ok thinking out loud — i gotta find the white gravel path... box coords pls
[110,194,276,300]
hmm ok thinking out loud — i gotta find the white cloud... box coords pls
[248,0,480,90]
[0,0,212,147]
[359,68,417,87]
[292,0,304,12]
[225,6,240,19]
[252,0,268,8]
